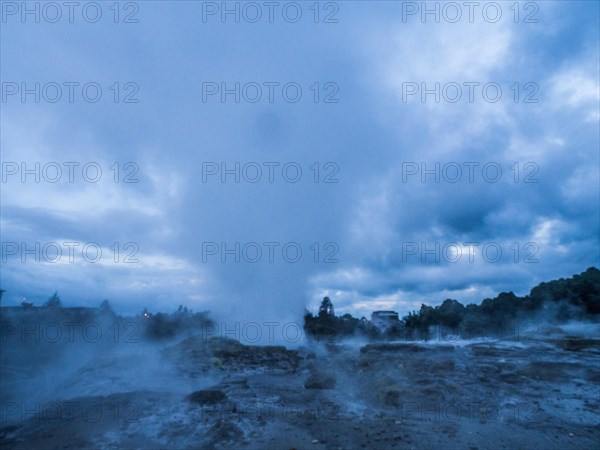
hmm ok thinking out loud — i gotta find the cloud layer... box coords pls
[1,2,598,320]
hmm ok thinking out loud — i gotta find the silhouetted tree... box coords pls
[99,299,112,312]
[44,291,61,308]
[437,299,465,328]
[318,297,335,317]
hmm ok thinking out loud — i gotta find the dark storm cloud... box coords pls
[1,2,598,321]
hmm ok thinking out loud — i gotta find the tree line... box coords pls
[304,267,600,341]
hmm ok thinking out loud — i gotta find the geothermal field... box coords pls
[1,303,599,450]
[2,3,599,448]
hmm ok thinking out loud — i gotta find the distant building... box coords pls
[371,311,400,330]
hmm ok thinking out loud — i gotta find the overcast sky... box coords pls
[1,1,598,321]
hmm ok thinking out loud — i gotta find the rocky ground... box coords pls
[1,328,599,449]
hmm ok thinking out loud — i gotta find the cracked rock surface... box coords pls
[1,334,599,449]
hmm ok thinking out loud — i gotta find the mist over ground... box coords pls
[1,268,599,449]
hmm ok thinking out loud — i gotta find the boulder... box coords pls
[304,371,336,389]
[187,389,227,404]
